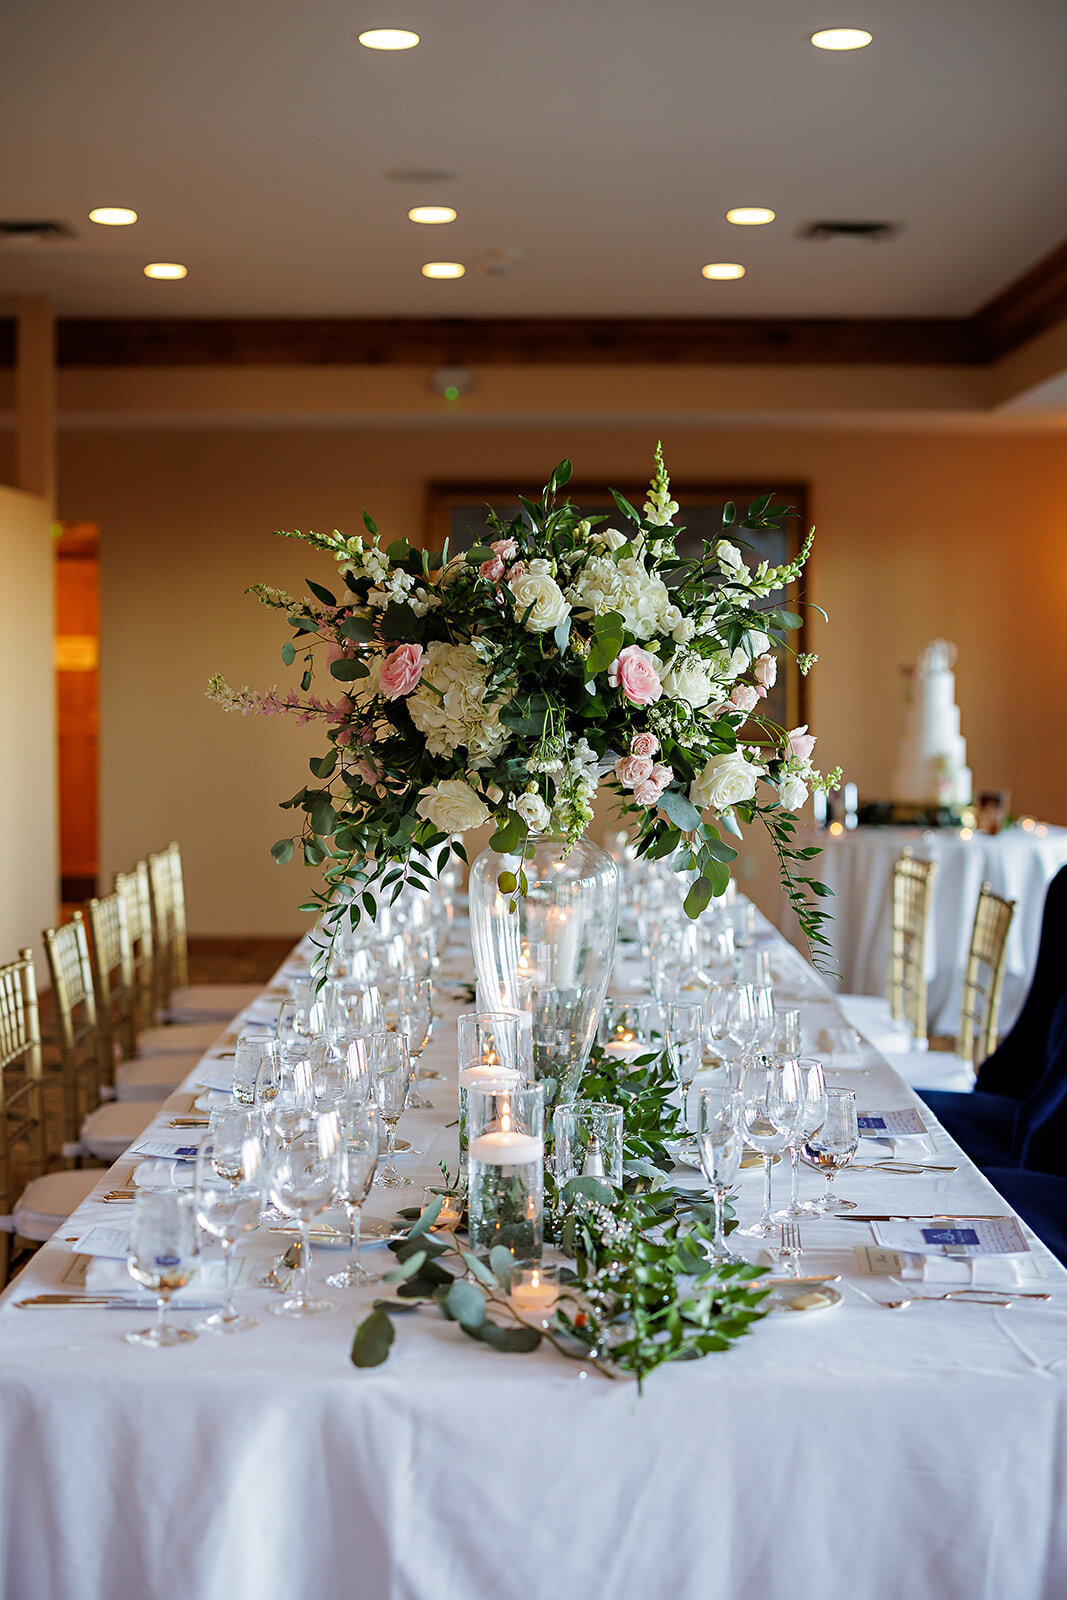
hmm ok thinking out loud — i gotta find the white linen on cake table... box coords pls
[0,930,1066,1600]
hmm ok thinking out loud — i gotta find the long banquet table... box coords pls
[1,912,1066,1600]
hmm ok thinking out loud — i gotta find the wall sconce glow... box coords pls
[421,261,465,279]
[89,207,137,226]
[143,262,187,280]
[409,206,457,224]
[810,28,873,50]
[358,28,420,49]
[726,207,775,226]
[701,262,745,280]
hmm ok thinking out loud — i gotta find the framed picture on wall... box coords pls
[425,479,811,729]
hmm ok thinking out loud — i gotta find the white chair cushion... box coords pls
[137,1021,224,1055]
[115,1054,201,1100]
[81,1100,164,1161]
[837,994,918,1054]
[14,1170,100,1242]
[881,1048,976,1095]
[167,984,261,1023]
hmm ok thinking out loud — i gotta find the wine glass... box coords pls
[125,1190,199,1348]
[773,1006,802,1056]
[268,1109,344,1317]
[398,976,435,1107]
[373,1033,414,1188]
[736,1056,794,1239]
[664,998,703,1128]
[194,1127,265,1334]
[768,1056,826,1220]
[325,1102,381,1287]
[207,1105,262,1183]
[752,983,776,1051]
[233,1033,276,1106]
[696,1083,744,1264]
[327,977,383,1036]
[727,983,760,1064]
[803,1087,859,1213]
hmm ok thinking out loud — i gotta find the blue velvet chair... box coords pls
[982,1168,1067,1266]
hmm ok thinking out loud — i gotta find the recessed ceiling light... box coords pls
[810,28,873,50]
[89,207,137,226]
[143,262,187,280]
[409,206,457,225]
[726,207,775,226]
[701,263,745,280]
[421,261,465,279]
[358,28,419,50]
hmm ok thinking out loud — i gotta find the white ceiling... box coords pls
[1,0,1066,320]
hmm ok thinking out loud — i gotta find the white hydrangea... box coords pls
[406,642,507,767]
[566,554,673,641]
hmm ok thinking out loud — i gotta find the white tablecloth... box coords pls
[1,920,1066,1600]
[814,824,1067,1036]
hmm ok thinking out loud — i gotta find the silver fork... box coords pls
[780,1221,802,1277]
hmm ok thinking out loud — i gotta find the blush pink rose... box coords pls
[728,685,760,715]
[630,731,660,760]
[378,643,424,700]
[614,754,654,790]
[753,653,777,689]
[607,645,663,706]
[505,561,529,582]
[649,762,672,790]
[324,639,357,672]
[492,538,519,560]
[787,725,816,762]
[479,556,505,582]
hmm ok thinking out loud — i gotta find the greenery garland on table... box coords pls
[351,1042,770,1386]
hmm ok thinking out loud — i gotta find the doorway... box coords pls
[54,522,99,903]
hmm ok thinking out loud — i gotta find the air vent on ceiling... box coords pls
[0,219,76,249]
[801,220,901,242]
[384,168,456,184]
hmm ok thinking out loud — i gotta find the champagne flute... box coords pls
[233,1033,276,1106]
[325,1102,381,1287]
[696,1083,744,1264]
[664,1000,704,1155]
[736,1056,794,1239]
[125,1190,199,1348]
[268,1109,343,1316]
[773,1006,802,1056]
[727,983,759,1064]
[373,1033,414,1188]
[194,1128,265,1334]
[804,1087,859,1213]
[768,1056,826,1219]
[398,976,435,1106]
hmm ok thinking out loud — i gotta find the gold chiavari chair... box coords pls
[116,864,156,1034]
[151,842,259,1025]
[956,883,1015,1071]
[839,849,939,1053]
[0,950,98,1280]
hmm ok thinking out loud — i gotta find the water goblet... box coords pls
[736,1056,794,1239]
[325,1102,381,1287]
[268,1109,344,1316]
[233,1033,276,1106]
[696,1082,744,1264]
[773,1006,802,1057]
[804,1087,859,1213]
[373,1033,414,1188]
[207,1105,262,1185]
[398,976,435,1105]
[768,1056,826,1219]
[726,982,759,1064]
[125,1190,199,1348]
[194,1129,265,1334]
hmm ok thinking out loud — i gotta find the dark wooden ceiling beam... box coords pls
[973,237,1067,360]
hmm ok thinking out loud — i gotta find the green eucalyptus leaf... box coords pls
[465,1321,542,1354]
[489,1245,516,1285]
[408,1195,443,1237]
[446,1279,486,1329]
[270,838,294,864]
[281,640,296,666]
[384,1249,427,1283]
[657,788,703,832]
[350,1309,395,1368]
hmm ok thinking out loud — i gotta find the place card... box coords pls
[858,1108,926,1138]
[69,1224,131,1259]
[128,1133,203,1161]
[871,1216,1029,1257]
[194,1060,236,1092]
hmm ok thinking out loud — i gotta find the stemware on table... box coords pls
[398,975,436,1106]
[696,1081,745,1264]
[736,1055,798,1240]
[325,1101,381,1288]
[803,1086,860,1213]
[125,1189,199,1348]
[372,1033,414,1188]
[267,1109,344,1317]
[664,1000,704,1155]
[767,1056,827,1220]
[194,1121,265,1335]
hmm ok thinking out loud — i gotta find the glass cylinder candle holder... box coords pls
[598,1001,655,1063]
[553,1100,624,1187]
[457,1011,529,1075]
[457,1063,525,1160]
[467,1082,544,1258]
[509,1260,560,1327]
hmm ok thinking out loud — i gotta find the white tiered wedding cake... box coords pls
[893,639,973,810]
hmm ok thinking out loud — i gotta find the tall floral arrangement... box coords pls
[209,448,838,956]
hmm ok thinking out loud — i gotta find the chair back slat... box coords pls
[888,850,938,1044]
[86,892,137,1067]
[42,913,103,1148]
[117,865,156,1030]
[165,842,190,992]
[0,950,48,1285]
[148,850,177,1017]
[957,883,1016,1069]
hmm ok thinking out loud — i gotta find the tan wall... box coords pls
[0,485,58,975]
[54,421,1067,936]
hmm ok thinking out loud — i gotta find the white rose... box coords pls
[660,655,714,710]
[593,527,630,552]
[528,557,553,576]
[690,751,762,812]
[514,790,552,831]
[745,629,770,659]
[707,646,750,686]
[416,779,491,834]
[717,541,746,579]
[778,774,809,812]
[672,616,697,646]
[511,571,570,634]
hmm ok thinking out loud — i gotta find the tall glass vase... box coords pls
[468,835,619,1102]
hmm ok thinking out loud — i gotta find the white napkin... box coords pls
[85,1257,227,1299]
[811,1025,867,1065]
[132,1157,195,1189]
[194,1089,233,1110]
[900,1253,1036,1287]
[240,1002,280,1027]
[195,1060,236,1093]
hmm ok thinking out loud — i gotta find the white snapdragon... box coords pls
[717,542,746,581]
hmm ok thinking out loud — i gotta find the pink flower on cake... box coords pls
[614,754,653,790]
[378,643,424,700]
[786,725,816,762]
[630,731,660,760]
[608,645,663,706]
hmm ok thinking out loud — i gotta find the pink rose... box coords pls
[753,653,777,690]
[728,685,760,715]
[378,643,424,700]
[614,754,654,790]
[324,639,357,672]
[505,561,528,582]
[479,556,505,582]
[649,762,672,790]
[630,731,660,760]
[607,645,662,706]
[492,538,519,560]
[787,725,816,762]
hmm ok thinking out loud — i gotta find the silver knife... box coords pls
[840,1214,1011,1222]
[16,1295,223,1310]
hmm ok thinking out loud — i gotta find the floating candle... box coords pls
[468,1130,543,1167]
[510,1263,560,1316]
